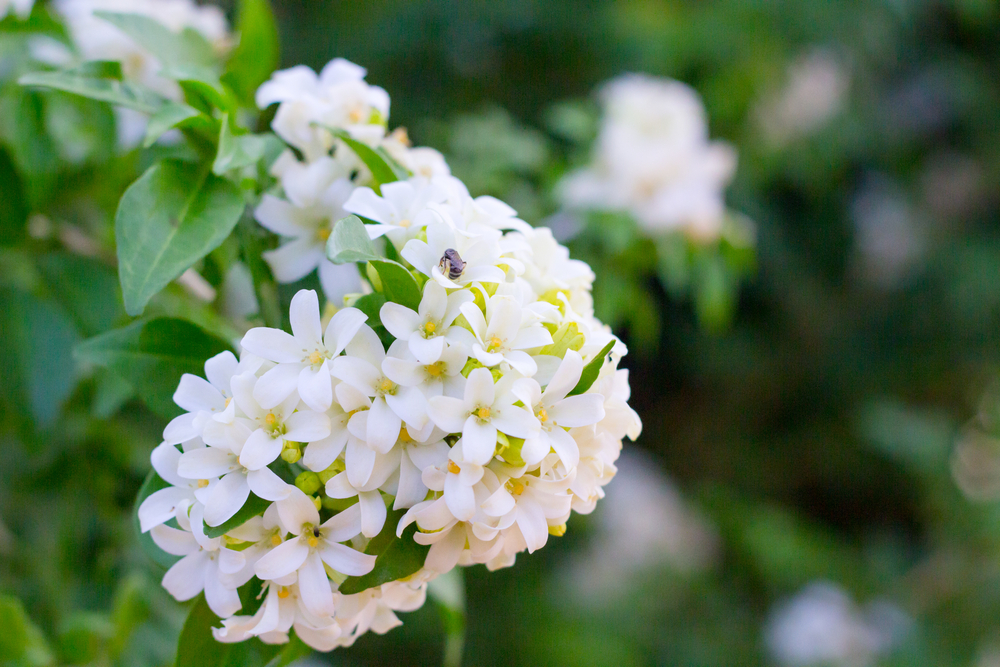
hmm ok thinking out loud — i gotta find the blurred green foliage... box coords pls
[2,0,1000,665]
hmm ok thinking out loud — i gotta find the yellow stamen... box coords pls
[447,461,461,475]
[379,378,394,393]
[538,408,548,423]
[307,535,319,548]
[224,397,232,407]
[265,413,277,426]
[476,407,491,421]
[270,534,282,547]
[425,362,445,378]
[277,587,290,599]
[423,321,436,334]
[399,218,412,228]
[317,227,331,241]
[399,427,413,444]
[349,108,363,123]
[511,481,524,496]
[308,350,323,365]
[197,479,210,488]
[487,335,504,352]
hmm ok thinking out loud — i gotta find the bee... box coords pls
[438,248,465,280]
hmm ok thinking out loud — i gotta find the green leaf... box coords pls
[331,129,407,193]
[0,145,27,245]
[166,68,237,115]
[263,635,311,667]
[115,159,245,316]
[339,511,429,595]
[34,253,125,336]
[326,215,380,264]
[352,293,387,326]
[74,317,233,419]
[213,114,278,175]
[567,339,615,396]
[223,0,280,107]
[0,288,80,428]
[0,594,54,667]
[18,67,166,114]
[94,12,217,71]
[143,102,205,148]
[133,469,180,569]
[203,494,271,538]
[370,259,421,312]
[175,595,282,667]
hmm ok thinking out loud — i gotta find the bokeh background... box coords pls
[3,0,1000,665]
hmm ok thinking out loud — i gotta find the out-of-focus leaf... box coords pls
[0,595,54,666]
[56,612,113,664]
[92,369,134,419]
[0,287,80,427]
[213,114,280,175]
[331,128,407,193]
[326,215,380,264]
[34,252,125,336]
[223,0,280,106]
[144,102,207,148]
[19,67,165,114]
[0,87,60,202]
[339,510,428,594]
[203,494,270,538]
[0,145,27,245]
[115,159,245,316]
[133,469,181,570]
[568,339,615,396]
[74,317,233,419]
[370,259,421,311]
[94,12,217,70]
[263,635,311,667]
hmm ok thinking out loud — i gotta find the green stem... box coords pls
[429,569,466,667]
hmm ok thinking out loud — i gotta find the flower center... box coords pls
[377,377,396,395]
[316,227,331,241]
[349,107,364,123]
[399,218,411,228]
[422,321,436,335]
[277,587,290,599]
[538,408,548,423]
[197,479,210,488]
[263,413,285,437]
[308,350,324,365]
[487,335,504,353]
[476,406,491,421]
[425,361,446,378]
[304,524,320,548]
[447,461,461,474]
[505,479,525,496]
[399,426,413,444]
[270,534,282,547]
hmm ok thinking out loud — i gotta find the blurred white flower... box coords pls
[757,49,850,146]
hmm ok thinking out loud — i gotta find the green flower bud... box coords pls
[295,471,322,496]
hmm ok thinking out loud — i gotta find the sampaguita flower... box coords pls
[138,55,642,654]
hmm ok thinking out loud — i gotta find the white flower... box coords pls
[480,467,574,554]
[343,180,448,250]
[241,290,367,413]
[460,295,553,376]
[511,350,607,468]
[138,440,205,532]
[255,157,362,304]
[427,368,540,465]
[401,222,508,289]
[214,581,343,650]
[393,429,450,510]
[382,339,468,400]
[331,324,429,454]
[257,58,390,161]
[421,440,483,521]
[150,503,242,617]
[325,447,401,537]
[254,490,376,617]
[379,281,475,364]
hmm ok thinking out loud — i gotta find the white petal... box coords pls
[173,374,224,413]
[263,239,324,283]
[255,194,309,237]
[324,471,357,499]
[511,326,553,351]
[550,394,605,428]
[177,446,238,479]
[408,334,445,365]
[253,363,302,410]
[379,302,420,340]
[247,467,293,501]
[385,386,427,430]
[297,552,336,617]
[464,368,495,406]
[358,490,387,538]
[284,410,332,443]
[444,474,476,521]
[324,307,368,355]
[255,538,309,580]
[139,486,192,533]
[461,417,497,465]
[150,442,185,486]
[241,328,304,364]
[427,396,467,433]
[542,349,583,403]
[203,471,251,527]
[492,406,540,439]
[297,363,333,413]
[239,430,283,471]
[331,356,380,395]
[276,487,320,533]
[163,413,199,445]
[366,397,401,454]
[161,552,208,601]
[205,566,242,618]
[547,427,580,469]
[345,439,375,488]
[150,524,198,556]
[289,289,323,348]
[503,350,537,376]
[481,486,516,517]
[302,427,349,472]
[319,541,377,577]
[320,503,363,542]
[381,356,424,387]
[204,351,239,393]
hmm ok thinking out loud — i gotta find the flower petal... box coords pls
[289,289,323,348]
[247,467,292,501]
[319,541,377,577]
[253,363,302,410]
[239,430,283,471]
[379,302,420,340]
[297,552,336,617]
[161,552,208,601]
[366,396,401,454]
[461,417,497,466]
[324,306,368,355]
[284,410,332,444]
[241,328,304,364]
[358,489,387,538]
[139,486,192,533]
[255,538,309,580]
[203,471,251,527]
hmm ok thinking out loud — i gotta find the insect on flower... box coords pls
[439,248,466,280]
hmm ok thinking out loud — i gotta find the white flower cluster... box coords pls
[55,0,230,146]
[560,74,737,240]
[138,56,642,652]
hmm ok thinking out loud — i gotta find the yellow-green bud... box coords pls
[295,471,322,495]
[318,460,345,484]
[548,523,567,537]
[280,447,302,464]
[495,434,526,466]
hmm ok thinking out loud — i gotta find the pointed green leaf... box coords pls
[74,317,233,419]
[352,293,387,326]
[115,159,245,316]
[370,259,421,312]
[94,12,217,70]
[213,114,279,175]
[338,512,428,595]
[18,67,166,114]
[133,469,180,570]
[567,339,615,396]
[0,594,55,667]
[326,214,379,264]
[143,102,205,148]
[223,0,280,107]
[331,128,408,193]
[203,494,270,538]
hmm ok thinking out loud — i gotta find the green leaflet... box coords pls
[203,494,271,539]
[114,159,245,316]
[223,0,280,107]
[330,128,409,194]
[326,214,380,264]
[568,339,615,396]
[339,511,429,595]
[143,102,207,148]
[212,114,281,175]
[74,317,233,419]
[18,66,166,114]
[370,259,422,312]
[132,469,180,570]
[0,594,54,667]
